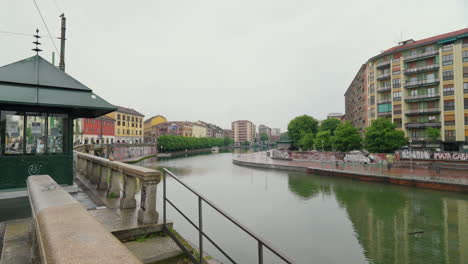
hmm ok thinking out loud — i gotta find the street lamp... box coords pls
[409,139,413,172]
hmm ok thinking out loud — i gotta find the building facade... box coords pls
[144,115,167,142]
[258,124,272,140]
[106,106,144,143]
[232,120,256,143]
[74,116,116,144]
[345,28,468,151]
[344,64,368,134]
[153,121,193,138]
[191,122,208,138]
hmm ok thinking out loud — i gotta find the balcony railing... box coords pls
[377,86,391,92]
[377,111,392,117]
[404,93,440,101]
[376,60,391,68]
[404,64,439,74]
[404,78,440,88]
[377,73,391,80]
[405,122,441,129]
[405,108,441,115]
[378,98,391,104]
[410,137,426,142]
[404,50,439,61]
[445,136,456,142]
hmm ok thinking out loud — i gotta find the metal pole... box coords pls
[163,170,167,229]
[198,197,203,264]
[59,14,66,71]
[258,241,263,264]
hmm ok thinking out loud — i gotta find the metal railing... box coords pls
[404,93,440,101]
[162,168,294,264]
[403,50,438,61]
[404,78,439,88]
[404,64,439,74]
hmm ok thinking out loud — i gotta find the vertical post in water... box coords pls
[199,197,203,263]
[258,241,263,264]
[59,14,66,71]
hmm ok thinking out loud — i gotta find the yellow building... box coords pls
[346,28,468,151]
[143,115,167,142]
[106,106,144,143]
[191,122,207,138]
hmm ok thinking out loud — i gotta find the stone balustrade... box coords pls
[75,151,161,224]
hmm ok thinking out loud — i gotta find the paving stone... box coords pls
[125,236,183,264]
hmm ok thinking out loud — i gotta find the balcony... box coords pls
[410,137,426,142]
[378,98,391,104]
[377,73,391,80]
[404,50,439,62]
[376,60,391,69]
[404,78,440,88]
[445,136,456,142]
[377,86,391,93]
[404,64,439,74]
[405,108,441,116]
[405,122,441,129]
[377,111,392,117]
[404,93,440,102]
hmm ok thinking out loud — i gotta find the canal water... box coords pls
[138,150,468,264]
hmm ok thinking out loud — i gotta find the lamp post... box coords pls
[409,139,413,172]
[321,140,324,152]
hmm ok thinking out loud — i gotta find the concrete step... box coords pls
[0,219,34,264]
[124,236,183,264]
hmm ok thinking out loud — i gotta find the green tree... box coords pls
[287,115,319,147]
[299,133,315,150]
[363,118,407,153]
[223,137,234,146]
[319,118,341,136]
[425,127,440,150]
[259,132,269,142]
[314,130,332,151]
[333,121,362,152]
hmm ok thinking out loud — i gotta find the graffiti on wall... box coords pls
[289,151,338,161]
[112,145,158,161]
[271,149,291,160]
[434,152,468,161]
[400,150,432,160]
[400,150,468,161]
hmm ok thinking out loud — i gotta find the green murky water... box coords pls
[138,150,468,264]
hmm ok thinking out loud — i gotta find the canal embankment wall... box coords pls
[233,155,468,194]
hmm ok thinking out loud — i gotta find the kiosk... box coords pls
[0,55,116,190]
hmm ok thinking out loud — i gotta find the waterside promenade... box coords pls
[233,152,468,193]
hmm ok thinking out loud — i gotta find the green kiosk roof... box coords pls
[0,55,116,117]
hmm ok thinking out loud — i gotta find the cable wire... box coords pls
[32,0,60,54]
[0,29,57,38]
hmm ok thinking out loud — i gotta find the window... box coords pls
[464,82,468,94]
[463,38,468,48]
[444,100,455,111]
[464,67,468,78]
[428,116,436,122]
[445,130,455,141]
[4,111,24,154]
[442,54,453,65]
[463,50,468,62]
[427,87,436,95]
[370,96,375,105]
[393,79,401,88]
[393,91,401,101]
[442,44,453,52]
[465,115,468,125]
[443,70,454,81]
[48,114,65,153]
[393,104,402,114]
[127,116,130,121]
[409,50,416,56]
[465,98,468,109]
[117,121,121,126]
[369,84,375,93]
[117,114,121,120]
[26,113,46,154]
[445,120,455,126]
[443,85,454,96]
[123,121,125,126]
[394,118,402,128]
[132,117,134,122]
[368,72,374,81]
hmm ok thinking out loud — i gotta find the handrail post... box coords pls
[258,241,263,264]
[163,169,167,230]
[199,196,203,264]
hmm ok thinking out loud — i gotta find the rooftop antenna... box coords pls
[32,28,42,54]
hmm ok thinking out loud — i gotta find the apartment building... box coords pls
[345,28,468,151]
[106,106,144,143]
[258,124,272,139]
[144,115,167,142]
[232,120,256,143]
[152,121,193,138]
[344,64,368,134]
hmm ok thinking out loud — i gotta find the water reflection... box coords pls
[288,172,468,264]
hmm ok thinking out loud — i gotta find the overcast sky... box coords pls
[1,0,467,131]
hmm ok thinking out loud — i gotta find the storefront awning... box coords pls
[0,55,116,117]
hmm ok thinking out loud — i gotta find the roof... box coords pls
[115,105,144,117]
[371,28,468,61]
[0,55,116,117]
[144,115,166,123]
[97,115,115,121]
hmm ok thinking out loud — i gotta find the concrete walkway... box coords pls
[233,152,468,193]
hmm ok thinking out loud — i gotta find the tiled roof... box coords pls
[144,115,166,123]
[114,105,144,117]
[372,27,468,60]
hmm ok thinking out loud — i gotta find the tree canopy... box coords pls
[425,127,440,150]
[157,135,231,152]
[363,118,406,153]
[314,130,333,151]
[299,133,315,150]
[319,118,341,136]
[259,132,270,142]
[287,115,318,147]
[333,121,362,152]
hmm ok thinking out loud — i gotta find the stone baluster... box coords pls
[107,168,121,198]
[137,178,160,224]
[91,161,100,185]
[97,163,109,190]
[86,159,93,180]
[120,174,136,208]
